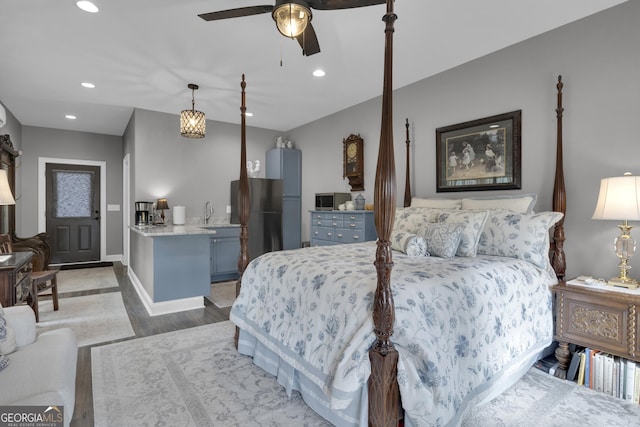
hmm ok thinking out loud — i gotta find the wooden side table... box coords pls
[0,251,34,308]
[552,281,640,378]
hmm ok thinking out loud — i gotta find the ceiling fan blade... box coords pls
[307,0,386,10]
[296,22,321,56]
[198,5,273,21]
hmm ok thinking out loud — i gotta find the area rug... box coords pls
[56,266,119,293]
[91,321,330,427]
[92,321,640,427]
[209,280,236,308]
[37,292,135,347]
[463,367,640,426]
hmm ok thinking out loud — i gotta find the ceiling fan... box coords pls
[199,0,386,56]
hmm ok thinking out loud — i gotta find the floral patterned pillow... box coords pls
[437,210,489,257]
[0,305,17,355]
[0,354,8,372]
[391,231,428,257]
[393,207,441,234]
[477,210,564,269]
[418,223,464,258]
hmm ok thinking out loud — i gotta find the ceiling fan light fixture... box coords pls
[272,2,311,39]
[180,83,206,139]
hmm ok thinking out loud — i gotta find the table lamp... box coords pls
[156,198,169,224]
[592,172,640,289]
[0,169,16,205]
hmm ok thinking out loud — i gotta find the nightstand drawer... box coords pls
[560,291,630,356]
[554,282,640,362]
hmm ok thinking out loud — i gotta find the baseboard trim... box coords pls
[127,268,204,316]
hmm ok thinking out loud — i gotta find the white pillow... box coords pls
[477,210,564,269]
[418,223,464,258]
[393,207,440,234]
[391,231,428,257]
[411,197,461,209]
[0,305,17,355]
[461,193,537,213]
[436,210,489,257]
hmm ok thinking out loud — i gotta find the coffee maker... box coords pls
[135,201,153,225]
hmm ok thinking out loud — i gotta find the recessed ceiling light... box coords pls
[65,115,77,120]
[245,112,253,117]
[76,1,99,13]
[81,82,95,88]
[312,69,326,77]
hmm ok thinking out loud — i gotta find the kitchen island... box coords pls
[129,223,240,316]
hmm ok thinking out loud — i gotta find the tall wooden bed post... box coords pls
[551,75,567,280]
[235,74,250,348]
[403,118,411,208]
[369,0,399,426]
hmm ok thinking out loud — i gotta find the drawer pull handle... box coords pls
[350,223,356,227]
[332,222,338,226]
[353,235,360,240]
[327,232,332,237]
[314,231,318,235]
[337,233,343,238]
[332,215,338,219]
[350,216,356,220]
[317,221,322,225]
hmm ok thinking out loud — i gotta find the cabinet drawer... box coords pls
[334,228,365,244]
[311,226,335,241]
[208,227,240,239]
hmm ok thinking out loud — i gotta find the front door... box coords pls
[46,163,101,263]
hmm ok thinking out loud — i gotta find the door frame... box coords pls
[122,153,130,266]
[38,157,107,261]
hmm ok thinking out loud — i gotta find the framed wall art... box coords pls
[435,110,522,192]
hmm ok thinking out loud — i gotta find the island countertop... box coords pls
[130,223,240,237]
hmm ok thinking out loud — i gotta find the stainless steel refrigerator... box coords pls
[230,178,283,261]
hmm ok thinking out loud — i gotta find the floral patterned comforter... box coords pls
[230,242,555,426]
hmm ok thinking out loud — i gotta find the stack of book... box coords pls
[568,348,640,403]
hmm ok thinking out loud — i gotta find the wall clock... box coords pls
[343,134,364,191]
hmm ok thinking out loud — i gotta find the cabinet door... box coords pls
[211,237,240,282]
[282,197,301,250]
[282,149,301,197]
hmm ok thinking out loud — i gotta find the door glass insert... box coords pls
[54,171,93,218]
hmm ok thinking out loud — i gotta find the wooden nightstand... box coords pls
[552,281,640,378]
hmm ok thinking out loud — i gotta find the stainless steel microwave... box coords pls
[315,192,352,211]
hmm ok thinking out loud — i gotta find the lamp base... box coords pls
[607,276,640,289]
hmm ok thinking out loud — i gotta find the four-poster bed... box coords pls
[231,1,567,425]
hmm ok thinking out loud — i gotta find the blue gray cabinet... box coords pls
[210,227,240,282]
[266,147,301,250]
[310,210,376,246]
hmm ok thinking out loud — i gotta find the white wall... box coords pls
[290,0,640,280]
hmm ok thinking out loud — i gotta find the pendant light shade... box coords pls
[180,83,206,138]
[272,2,311,39]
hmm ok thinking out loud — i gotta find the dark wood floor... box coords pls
[69,262,231,427]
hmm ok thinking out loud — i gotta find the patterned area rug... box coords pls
[209,280,236,308]
[91,321,640,426]
[37,292,134,347]
[91,321,330,427]
[57,266,120,293]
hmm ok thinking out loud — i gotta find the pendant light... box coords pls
[180,83,206,138]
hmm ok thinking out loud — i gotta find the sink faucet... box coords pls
[204,201,213,224]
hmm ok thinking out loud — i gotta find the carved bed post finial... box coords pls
[235,74,250,348]
[368,1,399,426]
[551,75,567,280]
[404,118,411,208]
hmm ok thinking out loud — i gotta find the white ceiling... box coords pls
[0,0,627,136]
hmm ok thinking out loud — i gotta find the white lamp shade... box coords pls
[0,169,15,205]
[592,175,640,221]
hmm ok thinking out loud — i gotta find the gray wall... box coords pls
[19,126,123,256]
[130,108,281,224]
[290,0,640,280]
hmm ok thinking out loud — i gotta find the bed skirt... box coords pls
[237,327,550,427]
